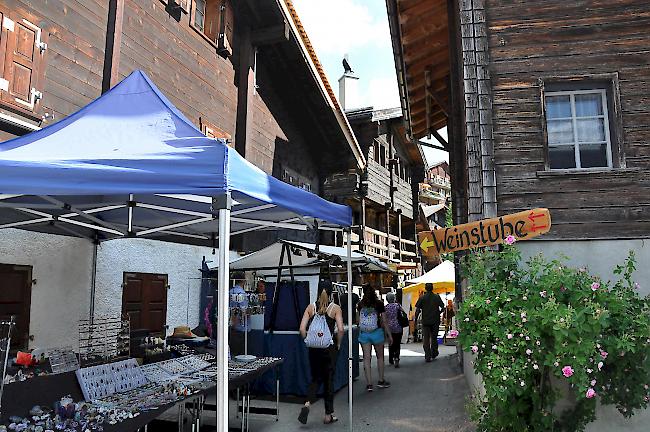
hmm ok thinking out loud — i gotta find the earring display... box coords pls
[78,315,130,365]
[48,346,80,374]
[175,355,212,372]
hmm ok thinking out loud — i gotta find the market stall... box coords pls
[0,71,357,432]
[210,240,392,395]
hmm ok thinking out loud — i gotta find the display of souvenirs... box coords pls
[78,316,130,365]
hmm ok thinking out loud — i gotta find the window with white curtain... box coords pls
[545,89,613,170]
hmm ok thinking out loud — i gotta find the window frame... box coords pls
[540,74,625,173]
[544,88,613,171]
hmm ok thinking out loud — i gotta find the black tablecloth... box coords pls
[1,358,283,431]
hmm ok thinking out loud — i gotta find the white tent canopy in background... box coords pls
[406,260,455,286]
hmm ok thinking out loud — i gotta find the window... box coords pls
[373,142,379,162]
[0,11,47,118]
[191,0,233,57]
[545,89,613,170]
[379,145,386,167]
[200,118,232,146]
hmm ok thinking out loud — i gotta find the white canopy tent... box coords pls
[0,71,357,432]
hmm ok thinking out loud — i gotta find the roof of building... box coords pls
[281,0,366,169]
[386,0,449,140]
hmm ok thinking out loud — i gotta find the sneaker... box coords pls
[377,380,391,388]
[366,384,374,392]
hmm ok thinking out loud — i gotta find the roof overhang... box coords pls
[386,0,449,141]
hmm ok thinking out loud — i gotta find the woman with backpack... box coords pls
[298,280,344,425]
[385,292,407,368]
[357,284,392,391]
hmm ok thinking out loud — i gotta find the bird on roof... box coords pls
[342,56,353,74]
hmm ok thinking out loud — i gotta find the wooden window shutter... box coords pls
[217,0,234,58]
[201,118,232,146]
[0,15,46,116]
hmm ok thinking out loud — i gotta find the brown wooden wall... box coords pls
[120,0,237,140]
[485,0,650,240]
[0,0,108,125]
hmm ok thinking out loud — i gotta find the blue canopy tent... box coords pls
[0,71,356,432]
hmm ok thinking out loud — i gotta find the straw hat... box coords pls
[171,326,195,338]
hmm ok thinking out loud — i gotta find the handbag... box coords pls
[398,307,409,328]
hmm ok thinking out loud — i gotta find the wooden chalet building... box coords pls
[387,0,650,429]
[323,65,425,277]
[0,0,363,350]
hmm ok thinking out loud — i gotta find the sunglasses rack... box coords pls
[78,315,130,365]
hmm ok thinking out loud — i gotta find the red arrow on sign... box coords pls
[531,224,547,232]
[528,211,544,223]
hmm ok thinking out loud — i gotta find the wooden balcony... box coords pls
[362,226,418,266]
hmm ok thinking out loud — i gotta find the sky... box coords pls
[293,0,448,166]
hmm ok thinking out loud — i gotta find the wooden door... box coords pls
[0,264,32,349]
[122,273,168,335]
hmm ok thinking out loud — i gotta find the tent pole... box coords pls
[89,240,98,323]
[215,196,231,432]
[346,228,353,432]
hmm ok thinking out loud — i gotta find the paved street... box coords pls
[196,343,474,432]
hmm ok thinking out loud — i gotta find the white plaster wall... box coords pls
[0,229,93,350]
[516,239,650,431]
[517,239,650,297]
[93,238,222,336]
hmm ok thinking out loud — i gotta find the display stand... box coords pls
[78,315,130,365]
[0,317,15,418]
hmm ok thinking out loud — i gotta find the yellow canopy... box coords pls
[403,260,455,295]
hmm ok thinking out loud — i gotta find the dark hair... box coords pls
[425,283,434,292]
[359,283,378,308]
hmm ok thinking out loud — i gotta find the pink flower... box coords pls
[562,366,574,378]
[587,368,593,374]
[449,330,459,338]
[526,349,533,356]
[507,334,513,340]
[486,299,491,304]
[591,380,597,386]
[586,388,596,399]
[471,345,479,354]
[560,285,567,292]
[600,350,608,359]
[540,290,547,298]
[634,282,640,289]
[597,361,604,371]
[591,282,600,291]
[504,235,516,245]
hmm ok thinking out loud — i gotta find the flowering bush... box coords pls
[458,245,650,431]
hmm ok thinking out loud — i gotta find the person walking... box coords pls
[415,283,445,362]
[443,299,456,342]
[298,280,344,425]
[384,292,405,368]
[357,284,392,391]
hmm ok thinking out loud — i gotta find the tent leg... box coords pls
[346,229,353,432]
[89,241,98,322]
[216,207,231,432]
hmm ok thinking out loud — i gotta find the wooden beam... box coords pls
[234,25,254,157]
[431,129,449,149]
[102,0,125,93]
[426,87,450,118]
[251,22,290,46]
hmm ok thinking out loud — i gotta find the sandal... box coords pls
[324,415,339,424]
[298,406,310,424]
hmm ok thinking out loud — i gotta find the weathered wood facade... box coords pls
[324,107,425,271]
[389,0,650,242]
[0,0,363,252]
[486,0,650,240]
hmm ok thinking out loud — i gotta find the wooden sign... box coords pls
[419,208,551,257]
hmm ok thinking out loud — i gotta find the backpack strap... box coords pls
[325,302,335,315]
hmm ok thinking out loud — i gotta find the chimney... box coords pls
[338,54,360,111]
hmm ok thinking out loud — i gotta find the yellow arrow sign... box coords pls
[420,237,435,253]
[418,208,552,257]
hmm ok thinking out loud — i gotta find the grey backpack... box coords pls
[304,303,334,349]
